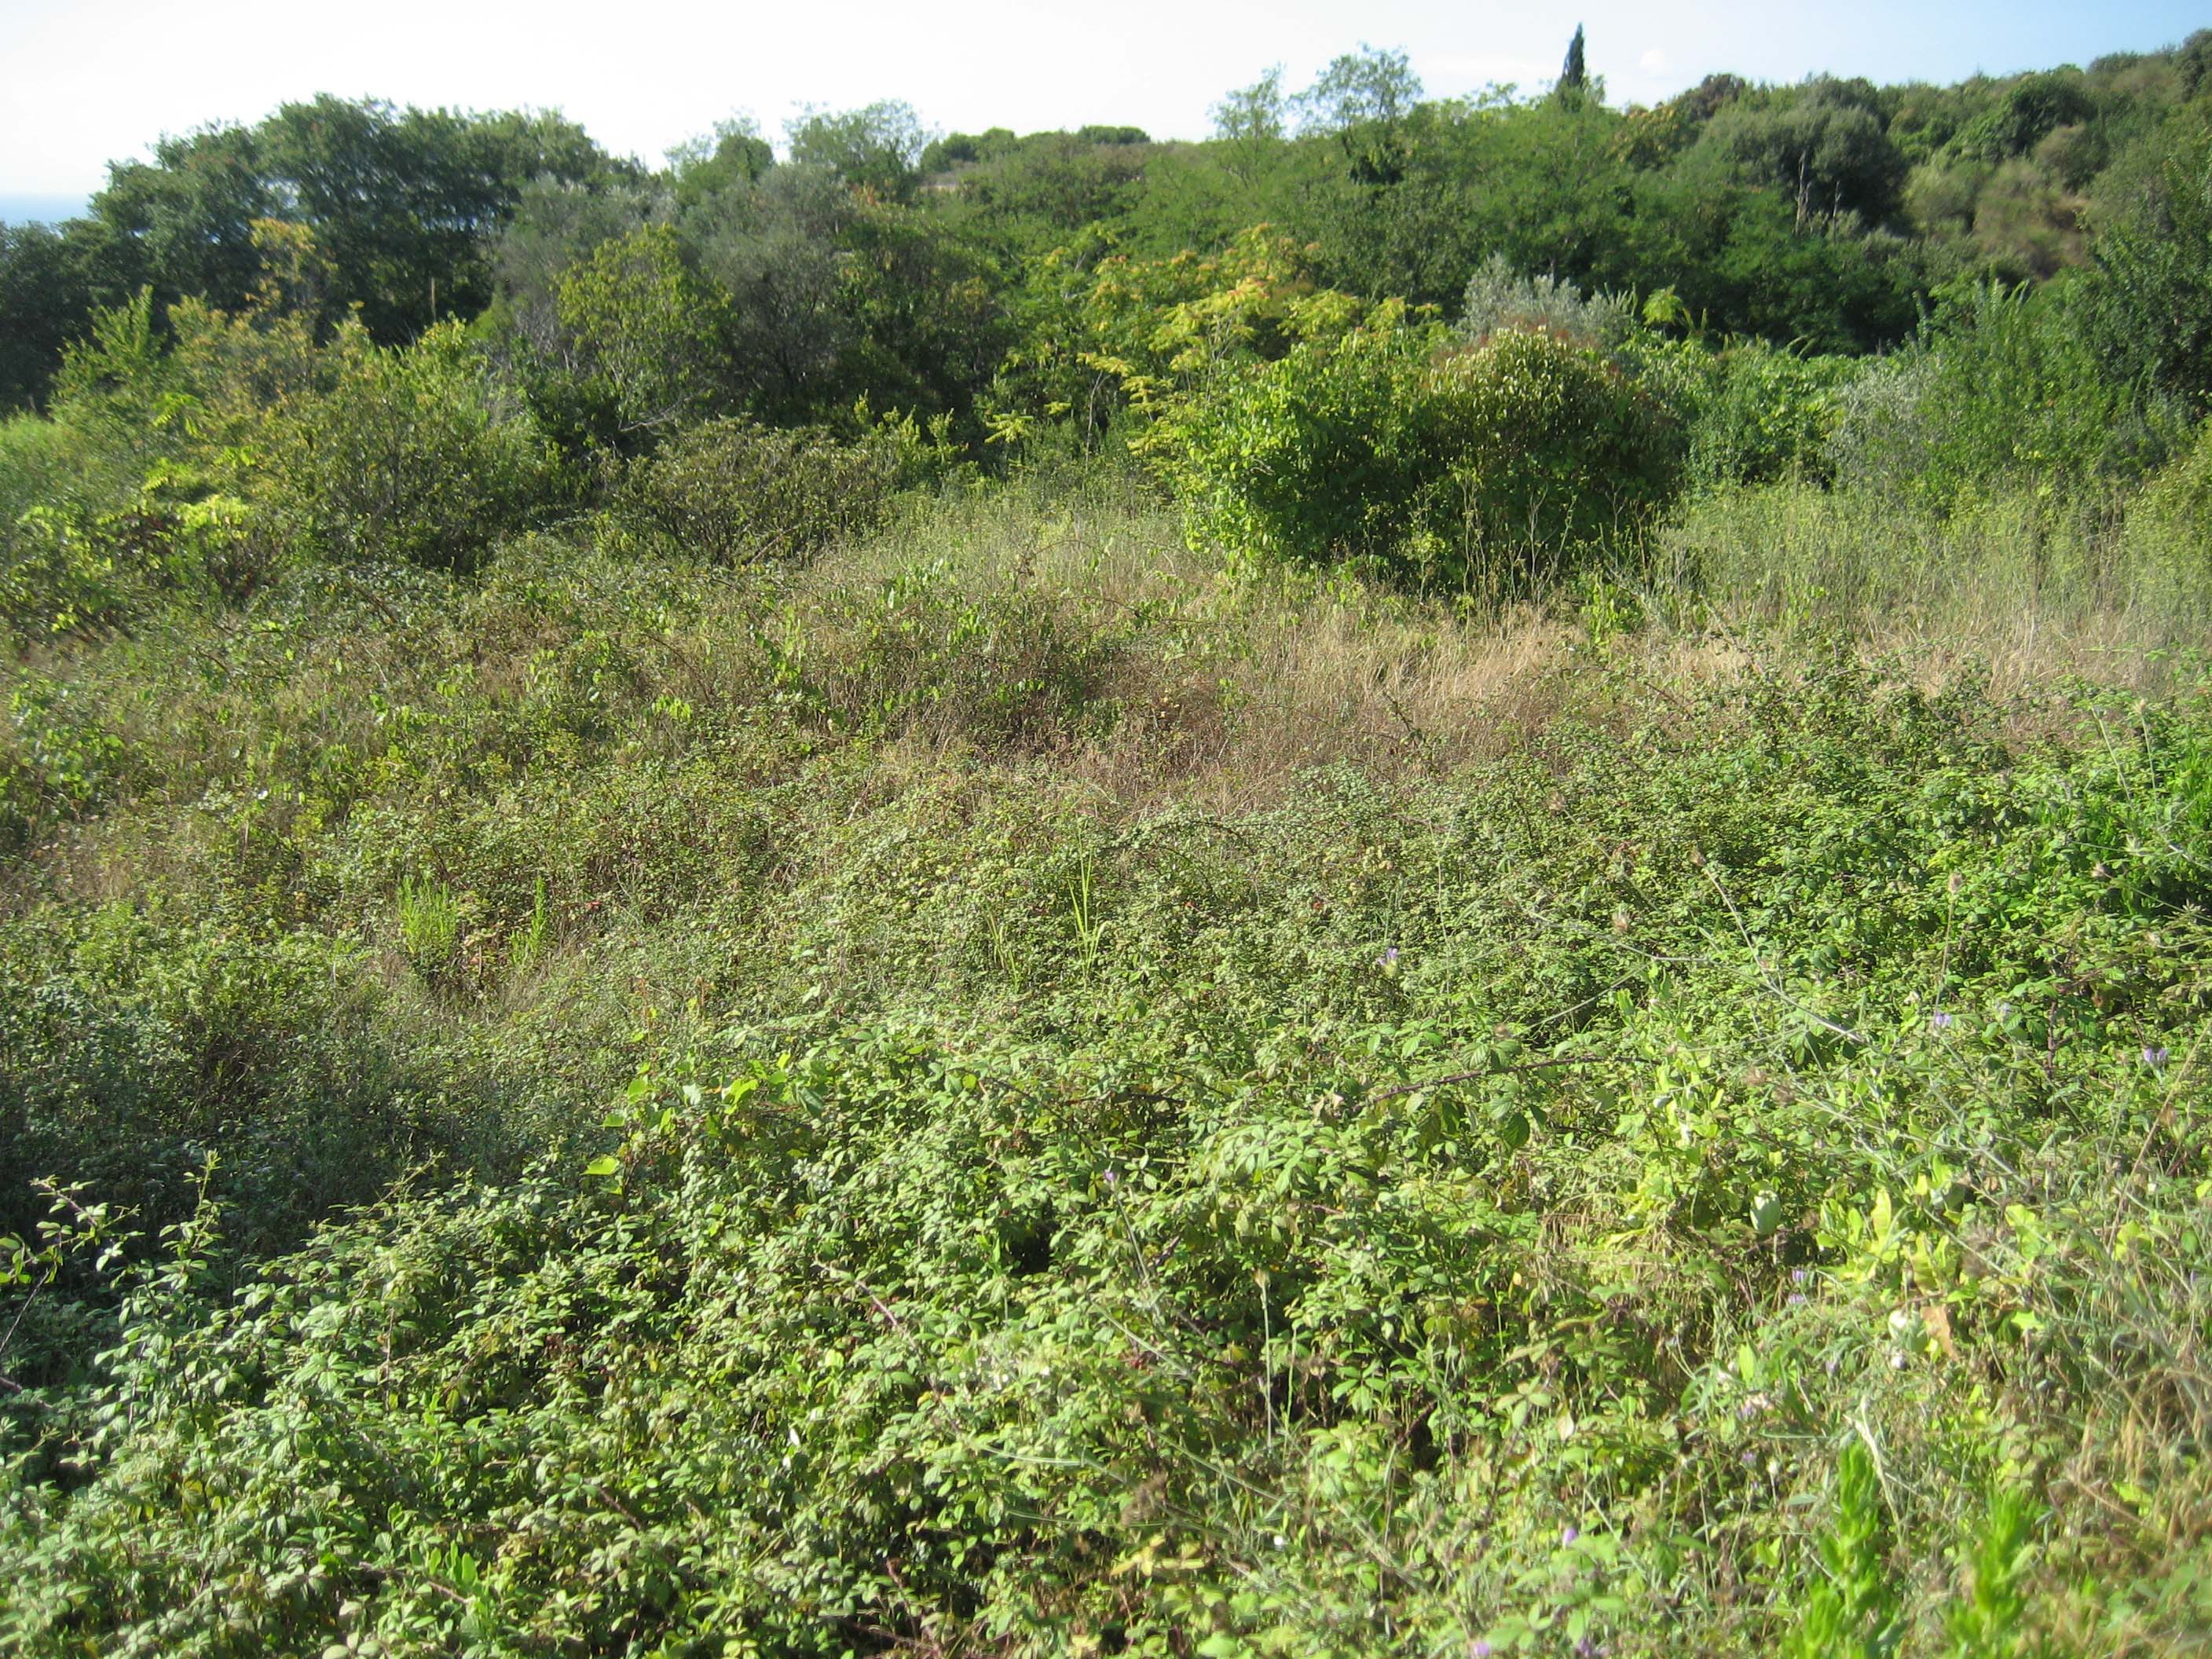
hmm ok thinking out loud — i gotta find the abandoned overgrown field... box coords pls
[5,28,2212,1659]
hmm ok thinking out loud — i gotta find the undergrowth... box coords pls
[2,480,2210,1656]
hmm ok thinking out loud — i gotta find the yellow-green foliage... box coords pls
[552,224,734,435]
[2130,416,2212,547]
[986,226,1357,448]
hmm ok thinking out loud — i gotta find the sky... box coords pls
[2,0,2206,211]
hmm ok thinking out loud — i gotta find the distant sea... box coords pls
[0,193,90,225]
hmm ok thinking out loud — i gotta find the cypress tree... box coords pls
[1561,24,1588,93]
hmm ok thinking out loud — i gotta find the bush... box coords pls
[1686,340,1856,490]
[548,224,734,441]
[3,300,284,635]
[258,321,560,573]
[1457,254,1635,351]
[2080,107,2212,408]
[1158,310,1682,588]
[1826,281,2180,507]
[610,416,898,563]
[0,414,97,529]
[0,906,482,1262]
[0,506,126,638]
[769,557,1105,748]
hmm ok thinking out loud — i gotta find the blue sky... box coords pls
[2,0,2204,207]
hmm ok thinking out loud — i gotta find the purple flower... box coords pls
[2144,1046,2170,1071]
[1561,1524,1579,1546]
[1471,1643,1492,1659]
[1791,1268,1808,1285]
[1930,1010,1954,1033]
[1378,947,1400,969]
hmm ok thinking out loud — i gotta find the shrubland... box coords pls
[5,28,2212,1659]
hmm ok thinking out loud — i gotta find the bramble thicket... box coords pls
[5,30,2212,1658]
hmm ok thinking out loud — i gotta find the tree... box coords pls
[2082,108,2212,408]
[1297,46,1425,189]
[0,221,126,412]
[685,165,852,420]
[492,175,664,353]
[86,97,620,345]
[833,193,1011,423]
[1560,25,1589,97]
[93,124,273,317]
[1297,46,1422,135]
[934,131,1153,253]
[670,119,775,211]
[786,102,932,203]
[1950,70,2097,161]
[919,129,1018,174]
[2174,28,2212,100]
[1210,68,1290,192]
[256,97,610,339]
[1700,82,1909,225]
[553,225,733,437]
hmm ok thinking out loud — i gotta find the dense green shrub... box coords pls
[0,673,127,852]
[1684,339,1855,490]
[1829,280,2177,507]
[0,413,97,529]
[610,416,898,562]
[2,349,180,635]
[1159,312,1682,587]
[258,321,561,573]
[548,224,734,441]
[2120,418,2212,618]
[2080,107,2212,408]
[0,505,127,637]
[0,906,495,1262]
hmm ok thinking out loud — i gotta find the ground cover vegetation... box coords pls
[3,25,2212,1657]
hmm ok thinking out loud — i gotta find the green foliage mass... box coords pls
[258,321,562,573]
[5,24,2212,1657]
[1157,313,1680,586]
[610,416,900,564]
[550,225,736,441]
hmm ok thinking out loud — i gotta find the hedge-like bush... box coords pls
[611,417,898,563]
[1156,314,1682,588]
[258,322,561,573]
